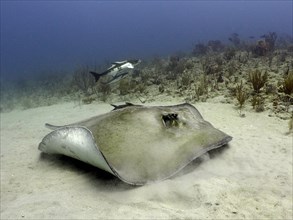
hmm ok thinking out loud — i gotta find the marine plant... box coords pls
[283,71,293,95]
[93,81,111,102]
[167,55,180,71]
[228,33,241,48]
[134,83,146,94]
[251,32,277,57]
[118,78,131,95]
[251,95,265,112]
[277,51,287,63]
[201,56,223,75]
[184,59,194,70]
[226,60,240,77]
[140,70,152,83]
[288,45,293,52]
[72,65,96,95]
[173,60,186,75]
[235,80,247,116]
[251,40,268,57]
[180,72,193,88]
[192,43,208,56]
[165,55,186,79]
[158,85,165,93]
[194,74,208,101]
[82,96,96,104]
[262,32,277,52]
[248,69,268,93]
[237,51,249,64]
[223,47,236,61]
[276,34,293,49]
[207,40,224,52]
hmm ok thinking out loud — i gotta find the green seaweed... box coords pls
[248,69,268,93]
[283,72,293,95]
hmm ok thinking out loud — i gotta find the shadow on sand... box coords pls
[38,152,135,191]
[171,144,230,179]
[38,144,230,189]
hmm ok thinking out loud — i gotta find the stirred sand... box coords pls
[0,100,292,219]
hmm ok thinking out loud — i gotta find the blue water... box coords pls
[1,1,292,81]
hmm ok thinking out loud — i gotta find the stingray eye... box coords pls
[162,113,179,128]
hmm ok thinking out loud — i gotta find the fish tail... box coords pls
[89,71,102,82]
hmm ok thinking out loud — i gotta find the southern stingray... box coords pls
[38,103,232,185]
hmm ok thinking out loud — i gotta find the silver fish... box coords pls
[89,59,141,84]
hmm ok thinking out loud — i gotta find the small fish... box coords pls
[90,59,141,84]
[110,102,141,111]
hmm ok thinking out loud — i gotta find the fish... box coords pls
[89,59,141,84]
[38,103,232,185]
[110,102,141,111]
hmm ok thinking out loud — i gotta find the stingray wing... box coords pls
[38,126,114,175]
[85,103,232,184]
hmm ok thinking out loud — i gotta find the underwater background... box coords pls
[1,2,293,218]
[0,0,293,118]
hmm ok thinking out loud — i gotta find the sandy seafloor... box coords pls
[0,100,292,219]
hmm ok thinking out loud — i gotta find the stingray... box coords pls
[38,103,232,185]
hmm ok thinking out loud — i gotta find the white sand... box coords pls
[1,101,292,219]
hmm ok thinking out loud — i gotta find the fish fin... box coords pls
[45,123,63,130]
[107,64,116,69]
[110,102,136,111]
[89,71,103,82]
[112,61,127,65]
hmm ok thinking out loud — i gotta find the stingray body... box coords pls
[39,103,232,185]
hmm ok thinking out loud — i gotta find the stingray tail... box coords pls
[89,71,102,82]
[45,123,63,130]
